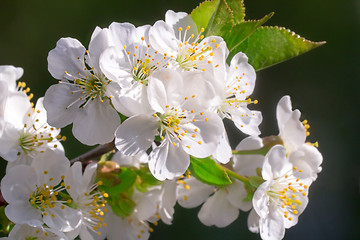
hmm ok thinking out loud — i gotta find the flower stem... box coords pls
[232,146,269,156]
[218,165,249,184]
[70,141,115,164]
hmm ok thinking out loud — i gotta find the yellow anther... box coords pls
[178,27,183,31]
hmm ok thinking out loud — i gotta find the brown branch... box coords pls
[70,141,116,164]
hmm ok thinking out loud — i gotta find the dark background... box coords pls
[0,0,359,239]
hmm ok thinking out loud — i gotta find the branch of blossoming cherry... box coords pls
[69,140,116,164]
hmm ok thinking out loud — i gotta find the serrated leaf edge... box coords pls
[257,26,326,45]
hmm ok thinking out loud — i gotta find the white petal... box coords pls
[177,177,214,208]
[43,83,80,128]
[72,98,120,145]
[233,136,264,176]
[232,109,262,136]
[1,165,37,203]
[0,82,8,118]
[100,46,133,89]
[198,190,239,228]
[0,120,21,162]
[149,20,178,55]
[111,82,152,116]
[147,69,183,113]
[289,144,323,181]
[31,149,70,186]
[181,111,223,158]
[108,22,136,47]
[43,205,82,232]
[252,181,271,219]
[136,189,159,222]
[212,129,232,164]
[64,162,83,199]
[0,65,23,91]
[5,204,43,227]
[227,181,252,211]
[48,38,87,80]
[228,52,256,96]
[247,209,260,233]
[259,205,285,240]
[115,114,157,156]
[3,91,31,128]
[276,96,306,152]
[149,141,189,180]
[262,145,290,180]
[158,180,177,224]
[165,10,198,38]
[88,27,113,72]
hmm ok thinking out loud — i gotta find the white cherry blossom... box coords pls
[136,180,177,225]
[6,224,68,240]
[212,52,262,136]
[177,176,250,228]
[0,95,63,168]
[64,162,109,239]
[276,96,322,180]
[1,149,81,232]
[115,69,224,180]
[100,23,170,116]
[149,10,228,73]
[250,145,312,240]
[44,27,120,145]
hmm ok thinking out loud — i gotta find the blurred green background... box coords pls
[0,0,359,239]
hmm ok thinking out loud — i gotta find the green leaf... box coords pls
[108,193,136,218]
[190,0,219,32]
[134,167,161,193]
[225,13,273,52]
[189,156,232,186]
[0,206,12,234]
[243,184,255,202]
[233,26,326,70]
[119,112,129,123]
[249,176,265,188]
[98,167,137,196]
[225,0,245,24]
[204,0,234,36]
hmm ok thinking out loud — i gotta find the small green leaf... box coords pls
[243,184,255,202]
[0,206,12,234]
[108,193,136,218]
[233,26,326,70]
[119,112,129,123]
[249,176,265,188]
[134,167,161,193]
[225,13,273,52]
[190,0,219,32]
[189,156,232,186]
[98,167,137,196]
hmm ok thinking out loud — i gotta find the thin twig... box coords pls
[70,141,116,164]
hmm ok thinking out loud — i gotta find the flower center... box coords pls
[175,26,219,71]
[123,37,170,85]
[18,110,64,157]
[132,58,154,84]
[76,181,109,236]
[29,174,70,215]
[267,167,308,221]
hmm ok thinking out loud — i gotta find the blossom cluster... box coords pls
[0,9,323,240]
